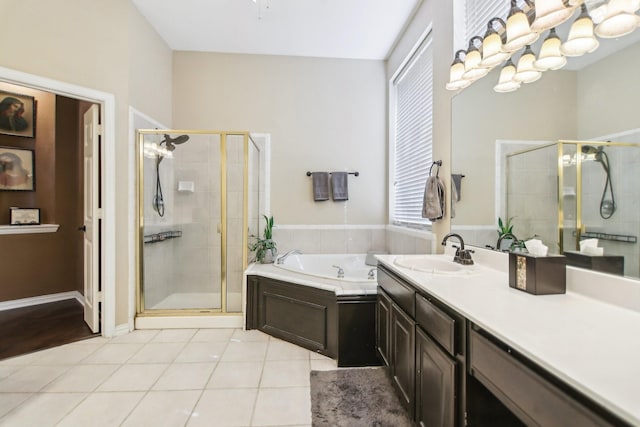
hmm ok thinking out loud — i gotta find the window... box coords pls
[455,0,507,51]
[390,35,433,228]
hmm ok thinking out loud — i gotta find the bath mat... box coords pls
[310,367,413,427]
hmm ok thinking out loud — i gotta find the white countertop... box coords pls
[375,254,640,426]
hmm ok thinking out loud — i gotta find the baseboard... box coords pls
[113,323,133,337]
[0,291,84,312]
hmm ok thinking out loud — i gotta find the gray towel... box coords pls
[312,172,330,201]
[331,172,349,201]
[450,176,458,219]
[422,175,445,221]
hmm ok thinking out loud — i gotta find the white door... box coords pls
[83,104,101,332]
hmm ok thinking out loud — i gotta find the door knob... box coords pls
[78,225,86,232]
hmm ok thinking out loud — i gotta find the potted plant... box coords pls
[249,215,277,263]
[497,216,515,251]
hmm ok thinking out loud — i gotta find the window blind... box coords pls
[392,36,433,227]
[465,0,508,43]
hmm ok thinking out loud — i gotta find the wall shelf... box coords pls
[0,224,60,235]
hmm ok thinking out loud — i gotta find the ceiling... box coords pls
[132,0,421,60]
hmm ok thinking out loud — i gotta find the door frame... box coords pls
[0,66,116,337]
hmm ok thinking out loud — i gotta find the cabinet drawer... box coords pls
[378,266,415,318]
[469,329,612,427]
[416,294,455,356]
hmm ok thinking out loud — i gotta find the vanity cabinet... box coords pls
[377,265,463,426]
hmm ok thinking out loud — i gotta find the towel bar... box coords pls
[306,171,359,177]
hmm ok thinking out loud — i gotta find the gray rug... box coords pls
[310,367,413,427]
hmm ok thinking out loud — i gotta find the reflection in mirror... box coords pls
[451,32,640,280]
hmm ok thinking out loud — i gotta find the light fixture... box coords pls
[494,59,522,92]
[462,36,491,81]
[481,18,511,67]
[446,50,471,90]
[514,45,543,83]
[594,0,640,38]
[561,3,600,56]
[534,28,568,70]
[503,0,540,53]
[531,0,577,32]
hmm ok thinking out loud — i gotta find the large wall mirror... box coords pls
[451,29,640,280]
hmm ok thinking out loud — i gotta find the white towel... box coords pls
[422,175,445,221]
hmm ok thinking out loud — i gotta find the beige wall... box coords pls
[386,0,454,249]
[171,52,387,225]
[1,0,173,326]
[577,41,640,140]
[451,70,577,226]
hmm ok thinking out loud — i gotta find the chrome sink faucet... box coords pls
[441,233,474,265]
[276,249,302,264]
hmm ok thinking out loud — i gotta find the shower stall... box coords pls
[505,139,640,278]
[136,130,264,318]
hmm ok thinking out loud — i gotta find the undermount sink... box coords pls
[393,255,477,275]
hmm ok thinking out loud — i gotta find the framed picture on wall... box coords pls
[0,146,35,191]
[0,90,36,138]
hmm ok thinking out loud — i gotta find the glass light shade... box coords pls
[514,46,542,83]
[481,32,510,67]
[561,5,600,57]
[531,0,576,32]
[446,51,471,90]
[503,9,539,52]
[595,0,640,37]
[494,60,521,92]
[462,37,490,80]
[534,29,567,70]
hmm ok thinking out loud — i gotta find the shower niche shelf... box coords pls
[143,230,182,244]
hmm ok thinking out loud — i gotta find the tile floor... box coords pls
[0,328,338,426]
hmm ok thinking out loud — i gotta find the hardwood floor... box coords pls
[0,298,98,361]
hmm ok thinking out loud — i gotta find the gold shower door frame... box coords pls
[135,130,251,317]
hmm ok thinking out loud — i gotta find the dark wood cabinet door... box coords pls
[376,289,392,366]
[391,302,416,418]
[416,327,456,427]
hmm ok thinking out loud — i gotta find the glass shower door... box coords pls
[139,131,223,312]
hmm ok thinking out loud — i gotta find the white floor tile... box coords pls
[266,340,312,361]
[260,360,310,388]
[0,392,87,427]
[110,329,160,343]
[30,343,102,365]
[251,387,311,426]
[0,365,69,392]
[174,342,227,363]
[207,361,263,389]
[121,390,201,427]
[128,342,187,364]
[0,365,21,380]
[309,351,333,361]
[231,329,270,342]
[97,364,168,392]
[221,341,268,362]
[153,363,216,390]
[188,388,257,427]
[0,393,31,418]
[81,343,144,364]
[42,364,119,392]
[56,391,144,427]
[191,328,235,342]
[0,352,44,366]
[310,359,338,371]
[152,329,198,343]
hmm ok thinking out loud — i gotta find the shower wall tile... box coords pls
[271,226,391,256]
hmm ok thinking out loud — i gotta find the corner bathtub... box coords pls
[244,253,378,296]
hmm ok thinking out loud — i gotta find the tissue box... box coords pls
[509,253,566,295]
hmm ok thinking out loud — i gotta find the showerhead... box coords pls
[581,145,604,162]
[162,134,190,151]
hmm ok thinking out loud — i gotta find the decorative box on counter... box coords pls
[509,252,566,295]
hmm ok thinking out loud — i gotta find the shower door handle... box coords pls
[217,223,221,234]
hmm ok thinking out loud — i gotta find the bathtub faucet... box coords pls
[368,268,377,280]
[276,249,302,264]
[332,265,344,279]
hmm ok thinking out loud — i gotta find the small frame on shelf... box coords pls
[10,208,40,225]
[0,146,35,191]
[0,90,36,138]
